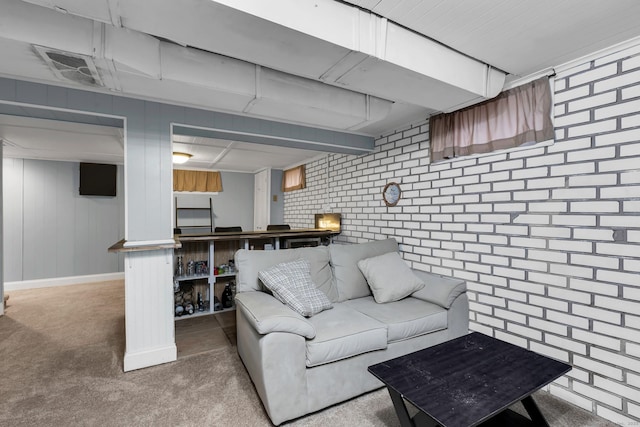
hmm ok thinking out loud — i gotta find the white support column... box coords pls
[0,143,4,317]
[123,249,176,372]
[121,101,175,371]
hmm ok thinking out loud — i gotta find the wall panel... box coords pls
[3,158,24,282]
[211,171,254,230]
[4,159,124,281]
[0,144,3,314]
[270,169,284,224]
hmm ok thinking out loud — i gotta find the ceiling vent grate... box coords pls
[34,45,104,87]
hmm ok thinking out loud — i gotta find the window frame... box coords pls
[429,76,555,163]
[282,165,306,192]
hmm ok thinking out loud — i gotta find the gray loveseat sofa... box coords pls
[234,238,469,425]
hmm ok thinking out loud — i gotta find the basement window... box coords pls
[429,77,554,162]
[173,170,222,192]
[282,165,306,192]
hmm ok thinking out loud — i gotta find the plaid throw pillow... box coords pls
[258,259,333,317]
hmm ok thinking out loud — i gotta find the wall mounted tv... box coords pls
[79,163,117,196]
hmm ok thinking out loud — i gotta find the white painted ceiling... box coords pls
[0,114,326,172]
[1,0,640,171]
[171,134,326,173]
[0,114,124,163]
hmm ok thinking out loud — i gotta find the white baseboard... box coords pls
[123,344,177,372]
[5,272,125,291]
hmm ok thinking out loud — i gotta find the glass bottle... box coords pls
[221,283,233,308]
[176,256,184,276]
[197,292,204,311]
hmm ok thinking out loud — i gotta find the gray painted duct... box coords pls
[3,0,506,131]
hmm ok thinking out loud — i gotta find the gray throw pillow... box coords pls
[357,252,425,303]
[258,259,333,317]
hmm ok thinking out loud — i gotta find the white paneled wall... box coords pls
[285,45,640,425]
[3,158,23,282]
[0,143,2,316]
[3,159,124,282]
[123,249,176,371]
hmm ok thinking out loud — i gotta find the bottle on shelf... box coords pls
[176,256,184,276]
[221,283,233,308]
[197,292,204,312]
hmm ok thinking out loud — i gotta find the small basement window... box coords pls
[282,165,306,192]
[430,76,554,162]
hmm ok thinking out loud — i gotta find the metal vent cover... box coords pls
[34,45,103,87]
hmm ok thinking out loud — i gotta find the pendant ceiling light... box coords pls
[172,152,192,164]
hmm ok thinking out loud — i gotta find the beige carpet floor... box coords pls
[0,281,619,427]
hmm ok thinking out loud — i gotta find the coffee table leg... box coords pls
[521,395,550,427]
[387,388,416,427]
[387,388,440,427]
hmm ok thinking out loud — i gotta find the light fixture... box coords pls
[172,152,192,164]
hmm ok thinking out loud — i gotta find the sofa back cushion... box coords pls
[329,238,399,302]
[357,251,425,303]
[235,246,338,301]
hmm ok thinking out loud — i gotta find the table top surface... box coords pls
[108,229,339,252]
[368,332,571,427]
[176,228,339,242]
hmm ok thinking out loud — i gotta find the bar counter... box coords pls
[109,228,339,253]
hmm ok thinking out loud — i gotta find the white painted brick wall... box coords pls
[572,329,621,351]
[572,382,622,409]
[545,334,587,355]
[570,278,619,296]
[594,69,640,93]
[284,44,640,424]
[596,128,640,146]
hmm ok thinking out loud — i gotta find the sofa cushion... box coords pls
[235,291,316,339]
[235,246,338,301]
[258,259,333,317]
[329,238,399,302]
[357,251,425,303]
[411,270,467,309]
[344,296,447,343]
[305,303,387,367]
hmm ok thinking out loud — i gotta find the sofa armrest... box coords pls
[410,270,467,309]
[235,291,316,339]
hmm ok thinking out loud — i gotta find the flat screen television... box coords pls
[79,162,117,196]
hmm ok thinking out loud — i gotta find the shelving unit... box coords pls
[175,195,213,234]
[173,239,239,321]
[172,228,340,321]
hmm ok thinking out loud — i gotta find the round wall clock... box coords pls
[382,182,401,207]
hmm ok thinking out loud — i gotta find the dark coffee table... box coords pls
[368,332,571,427]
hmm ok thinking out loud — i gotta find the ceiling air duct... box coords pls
[34,45,104,87]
